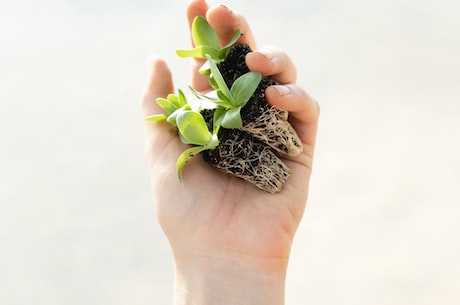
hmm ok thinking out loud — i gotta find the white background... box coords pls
[1,0,459,304]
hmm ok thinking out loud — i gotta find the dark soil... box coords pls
[218,44,276,124]
[218,44,303,156]
[200,44,302,192]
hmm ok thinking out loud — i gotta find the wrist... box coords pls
[173,254,287,305]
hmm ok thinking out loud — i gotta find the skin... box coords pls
[142,1,320,304]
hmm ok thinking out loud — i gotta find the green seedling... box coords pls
[176,16,242,74]
[175,110,220,180]
[190,55,261,129]
[145,89,220,180]
[145,89,190,124]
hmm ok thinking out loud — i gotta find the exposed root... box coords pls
[241,106,303,156]
[203,129,290,193]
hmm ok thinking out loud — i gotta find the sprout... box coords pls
[145,89,189,124]
[145,90,220,180]
[175,110,220,180]
[190,55,261,129]
[176,16,242,74]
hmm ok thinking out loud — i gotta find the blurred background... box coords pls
[1,0,459,304]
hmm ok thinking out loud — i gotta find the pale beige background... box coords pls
[1,0,459,304]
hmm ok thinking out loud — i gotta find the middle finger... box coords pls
[246,46,297,84]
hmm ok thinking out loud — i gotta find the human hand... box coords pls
[142,1,319,304]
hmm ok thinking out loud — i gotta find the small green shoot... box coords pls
[175,110,219,180]
[177,110,213,145]
[190,55,261,129]
[145,90,220,180]
[145,89,190,124]
[176,16,242,74]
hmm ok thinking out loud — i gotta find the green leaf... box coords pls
[177,146,209,181]
[222,29,243,49]
[213,100,234,108]
[213,108,225,127]
[166,103,192,124]
[221,106,243,129]
[145,114,167,123]
[199,61,211,75]
[212,122,221,136]
[190,86,234,109]
[176,46,219,59]
[176,110,213,145]
[192,16,220,49]
[166,108,181,123]
[216,89,231,104]
[156,97,177,114]
[209,75,218,89]
[189,86,219,102]
[178,89,187,107]
[176,48,201,58]
[166,93,179,105]
[230,72,261,107]
[207,55,233,104]
[177,17,241,61]
[218,29,242,59]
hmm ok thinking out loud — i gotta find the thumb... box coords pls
[142,56,174,117]
[142,56,182,178]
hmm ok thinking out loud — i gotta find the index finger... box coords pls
[246,46,297,84]
[206,5,257,50]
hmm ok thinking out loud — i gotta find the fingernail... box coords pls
[219,4,233,14]
[273,85,290,96]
